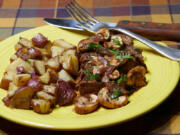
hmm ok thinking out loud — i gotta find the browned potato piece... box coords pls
[51,46,64,57]
[98,87,128,109]
[63,49,76,56]
[15,43,23,51]
[32,33,48,48]
[53,39,74,49]
[19,37,33,47]
[0,78,11,90]
[8,86,35,109]
[31,99,51,114]
[10,54,18,63]
[7,82,18,98]
[34,60,45,75]
[61,54,78,75]
[45,56,60,71]
[27,78,42,91]
[13,74,31,87]
[39,72,50,84]
[58,69,75,82]
[6,58,34,75]
[36,91,56,104]
[48,69,58,83]
[42,84,57,96]
[74,94,99,114]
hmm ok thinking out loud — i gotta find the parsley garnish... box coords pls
[86,43,102,51]
[109,89,122,99]
[109,49,121,56]
[113,38,123,47]
[116,55,134,61]
[92,66,99,69]
[109,49,133,61]
[84,68,100,80]
[107,61,110,66]
[117,76,128,85]
[26,59,31,63]
[90,53,95,56]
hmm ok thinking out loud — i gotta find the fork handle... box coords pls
[110,27,180,61]
[117,21,180,41]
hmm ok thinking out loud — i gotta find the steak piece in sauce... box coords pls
[76,28,147,114]
[78,80,105,95]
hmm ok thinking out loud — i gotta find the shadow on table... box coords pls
[0,80,179,135]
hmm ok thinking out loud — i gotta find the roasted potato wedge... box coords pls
[14,43,23,51]
[39,72,50,84]
[27,78,42,91]
[51,46,64,57]
[36,91,56,104]
[31,99,51,114]
[42,84,57,96]
[61,54,78,75]
[34,60,45,75]
[32,33,48,48]
[53,39,74,49]
[45,56,60,71]
[63,49,76,56]
[10,54,18,63]
[8,86,35,109]
[7,82,18,98]
[0,78,11,90]
[19,37,33,47]
[6,58,34,76]
[58,69,75,82]
[13,74,31,87]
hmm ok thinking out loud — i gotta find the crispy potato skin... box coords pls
[7,86,35,109]
[0,78,11,90]
[31,99,51,114]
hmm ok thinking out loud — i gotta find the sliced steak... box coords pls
[78,80,105,95]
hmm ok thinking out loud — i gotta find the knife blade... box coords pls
[43,18,116,31]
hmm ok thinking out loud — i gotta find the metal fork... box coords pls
[65,0,180,61]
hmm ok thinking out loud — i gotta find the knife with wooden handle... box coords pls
[44,18,180,41]
[117,20,180,41]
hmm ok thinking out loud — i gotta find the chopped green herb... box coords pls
[107,61,110,66]
[109,49,121,56]
[109,89,122,99]
[135,48,140,52]
[113,38,123,47]
[84,68,100,80]
[158,23,164,26]
[116,55,134,61]
[86,43,102,51]
[90,53,95,56]
[117,76,128,85]
[87,61,92,64]
[26,59,31,63]
[122,20,129,24]
[92,66,99,69]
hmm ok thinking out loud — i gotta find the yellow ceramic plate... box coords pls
[0,25,179,130]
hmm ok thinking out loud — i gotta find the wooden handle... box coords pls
[117,20,180,41]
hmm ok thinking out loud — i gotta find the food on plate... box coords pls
[76,28,147,113]
[0,33,78,114]
[0,29,147,114]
